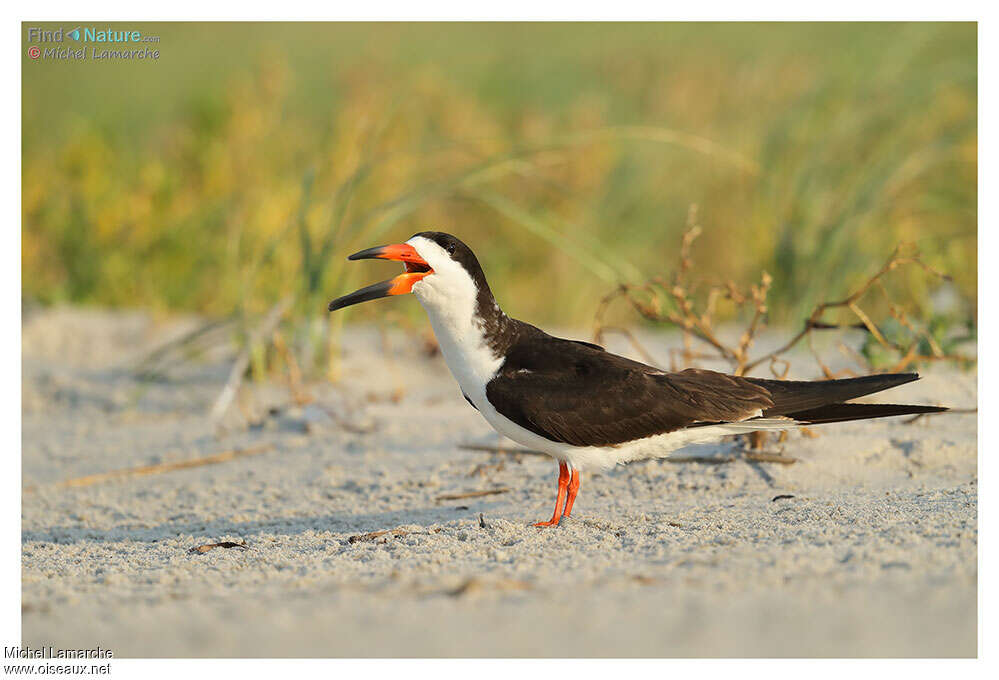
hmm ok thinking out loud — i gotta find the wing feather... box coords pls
[485,336,773,447]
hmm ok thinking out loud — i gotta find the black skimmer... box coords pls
[328,232,947,527]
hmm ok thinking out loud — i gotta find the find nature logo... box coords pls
[25,25,161,61]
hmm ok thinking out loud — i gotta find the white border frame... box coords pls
[8,5,989,676]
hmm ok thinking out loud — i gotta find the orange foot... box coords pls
[533,519,560,528]
[533,462,573,528]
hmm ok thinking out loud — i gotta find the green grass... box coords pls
[23,22,976,331]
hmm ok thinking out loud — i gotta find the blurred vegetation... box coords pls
[23,22,976,337]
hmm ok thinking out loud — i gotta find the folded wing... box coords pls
[485,337,774,447]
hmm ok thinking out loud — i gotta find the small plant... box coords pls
[592,206,976,380]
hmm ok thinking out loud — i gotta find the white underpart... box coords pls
[407,236,798,472]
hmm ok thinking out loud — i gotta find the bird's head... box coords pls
[328,231,490,314]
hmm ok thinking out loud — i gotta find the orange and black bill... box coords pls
[327,243,433,312]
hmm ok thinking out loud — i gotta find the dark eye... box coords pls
[445,242,456,255]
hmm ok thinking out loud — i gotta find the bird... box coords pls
[328,231,947,527]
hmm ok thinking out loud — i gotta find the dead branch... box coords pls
[459,443,547,457]
[435,488,511,501]
[663,455,734,465]
[664,452,798,465]
[744,451,798,465]
[593,211,975,380]
[53,444,273,489]
[188,541,248,554]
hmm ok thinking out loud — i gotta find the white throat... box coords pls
[406,236,504,397]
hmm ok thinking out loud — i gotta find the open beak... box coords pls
[327,243,433,312]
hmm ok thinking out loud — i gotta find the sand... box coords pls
[21,307,978,657]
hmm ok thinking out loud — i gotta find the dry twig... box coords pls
[188,541,249,554]
[663,453,797,466]
[458,443,548,457]
[744,451,798,465]
[435,488,511,501]
[53,445,273,489]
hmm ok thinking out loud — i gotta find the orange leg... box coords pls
[563,468,581,517]
[534,461,570,527]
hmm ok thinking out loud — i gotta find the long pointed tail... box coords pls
[746,372,922,417]
[718,372,947,431]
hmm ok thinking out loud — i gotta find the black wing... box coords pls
[485,336,774,447]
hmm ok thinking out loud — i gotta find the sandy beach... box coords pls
[21,307,978,657]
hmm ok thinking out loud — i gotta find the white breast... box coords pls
[411,272,501,399]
